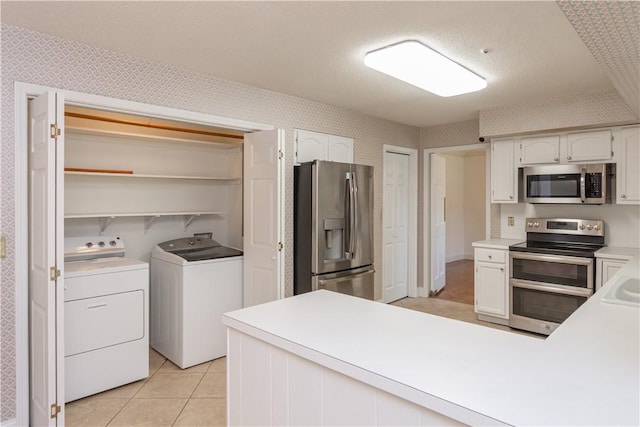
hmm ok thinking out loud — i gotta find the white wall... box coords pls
[444,152,487,263]
[500,203,640,247]
[444,155,465,262]
[463,153,486,257]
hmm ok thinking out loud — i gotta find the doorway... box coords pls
[424,145,490,302]
[15,82,283,426]
[382,145,418,302]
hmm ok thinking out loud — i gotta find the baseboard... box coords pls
[1,418,17,426]
[445,254,466,263]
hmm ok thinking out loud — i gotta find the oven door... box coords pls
[510,279,591,335]
[511,252,594,289]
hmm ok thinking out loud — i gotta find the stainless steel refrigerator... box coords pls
[294,160,374,299]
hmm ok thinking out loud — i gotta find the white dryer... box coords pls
[64,236,149,402]
[150,237,243,369]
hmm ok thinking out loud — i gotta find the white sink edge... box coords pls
[601,276,640,308]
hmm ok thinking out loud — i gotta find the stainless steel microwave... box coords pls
[523,163,615,204]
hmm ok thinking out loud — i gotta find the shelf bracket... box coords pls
[98,216,116,234]
[183,214,200,231]
[143,215,160,234]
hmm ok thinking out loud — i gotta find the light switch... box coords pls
[508,216,515,227]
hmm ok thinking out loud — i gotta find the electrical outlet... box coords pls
[508,216,515,227]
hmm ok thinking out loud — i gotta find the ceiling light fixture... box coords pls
[364,40,487,97]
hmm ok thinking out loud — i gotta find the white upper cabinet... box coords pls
[614,125,640,204]
[520,135,560,165]
[566,130,612,163]
[490,138,518,203]
[295,129,354,164]
[327,135,355,163]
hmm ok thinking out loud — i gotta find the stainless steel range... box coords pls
[509,218,605,335]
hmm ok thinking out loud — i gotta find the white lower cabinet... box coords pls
[474,247,509,324]
[227,328,466,426]
[596,259,626,291]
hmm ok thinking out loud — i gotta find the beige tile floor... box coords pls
[66,297,539,426]
[65,352,227,426]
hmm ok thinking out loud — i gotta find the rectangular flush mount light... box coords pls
[364,40,487,97]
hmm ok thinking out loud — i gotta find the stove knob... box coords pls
[86,242,94,248]
[527,222,533,228]
[594,224,600,231]
[98,241,106,248]
[579,224,585,230]
[534,222,540,228]
[586,224,593,231]
[109,240,117,247]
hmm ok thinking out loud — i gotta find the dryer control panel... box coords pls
[64,236,125,261]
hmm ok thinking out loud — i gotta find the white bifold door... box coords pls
[382,151,410,303]
[243,129,285,307]
[29,91,65,426]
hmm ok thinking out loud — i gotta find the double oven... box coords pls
[509,218,604,335]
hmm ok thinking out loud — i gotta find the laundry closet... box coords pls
[64,106,244,255]
[62,105,245,400]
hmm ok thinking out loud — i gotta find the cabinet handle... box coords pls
[622,194,627,199]
[567,156,572,160]
[488,255,492,259]
[500,267,504,272]
[554,157,559,162]
[509,195,513,199]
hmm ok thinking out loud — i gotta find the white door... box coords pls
[382,152,410,303]
[243,129,285,307]
[29,91,65,425]
[430,154,446,294]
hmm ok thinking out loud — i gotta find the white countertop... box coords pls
[472,238,523,250]
[223,260,639,426]
[595,246,640,260]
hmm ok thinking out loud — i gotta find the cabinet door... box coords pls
[490,139,517,203]
[328,135,354,163]
[475,261,508,318]
[615,126,640,204]
[296,129,329,164]
[596,259,627,291]
[566,130,612,162]
[520,135,560,165]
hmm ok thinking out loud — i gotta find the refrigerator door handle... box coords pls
[351,172,358,258]
[317,269,372,285]
[345,172,356,259]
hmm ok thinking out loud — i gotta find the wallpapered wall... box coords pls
[0,24,420,422]
[2,10,639,420]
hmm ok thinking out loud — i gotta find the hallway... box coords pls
[435,260,474,305]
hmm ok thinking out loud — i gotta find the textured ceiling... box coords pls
[1,1,636,127]
[558,1,640,118]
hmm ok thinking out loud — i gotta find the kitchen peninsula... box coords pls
[223,258,639,426]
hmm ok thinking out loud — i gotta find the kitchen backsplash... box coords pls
[500,203,640,247]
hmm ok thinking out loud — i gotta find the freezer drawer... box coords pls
[312,266,374,300]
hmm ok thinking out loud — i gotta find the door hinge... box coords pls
[0,236,6,259]
[50,124,61,139]
[277,242,283,251]
[50,266,61,281]
[50,403,61,419]
[278,150,284,160]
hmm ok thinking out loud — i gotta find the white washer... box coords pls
[64,236,149,402]
[150,237,243,369]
